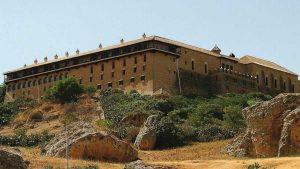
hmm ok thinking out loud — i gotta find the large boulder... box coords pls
[124,160,175,169]
[42,121,138,162]
[226,93,300,157]
[0,147,29,169]
[134,115,159,150]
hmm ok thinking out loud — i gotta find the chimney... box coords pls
[229,53,236,58]
[99,43,102,49]
[54,54,58,59]
[65,52,69,57]
[44,57,48,62]
[120,38,124,43]
[76,49,80,54]
[142,33,146,39]
[34,59,38,64]
[211,44,221,54]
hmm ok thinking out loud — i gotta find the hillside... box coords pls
[0,80,300,169]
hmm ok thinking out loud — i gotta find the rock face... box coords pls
[226,93,300,157]
[0,147,29,169]
[124,160,175,169]
[134,115,159,150]
[42,121,138,162]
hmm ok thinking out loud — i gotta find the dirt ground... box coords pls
[18,140,300,169]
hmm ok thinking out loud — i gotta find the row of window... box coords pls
[191,60,209,74]
[96,75,146,89]
[263,76,294,91]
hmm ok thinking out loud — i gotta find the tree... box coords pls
[44,77,84,103]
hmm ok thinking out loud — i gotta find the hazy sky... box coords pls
[1,0,300,83]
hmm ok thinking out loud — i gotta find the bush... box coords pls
[29,111,43,121]
[85,86,97,96]
[155,116,184,149]
[247,162,267,169]
[44,77,84,103]
[194,125,235,142]
[0,84,5,103]
[223,105,246,132]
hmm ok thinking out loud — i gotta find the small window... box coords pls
[274,79,278,88]
[108,82,112,88]
[123,59,126,67]
[143,65,146,71]
[38,79,42,85]
[123,70,126,75]
[90,66,94,74]
[49,76,52,83]
[23,82,26,88]
[90,76,93,82]
[141,75,145,81]
[191,60,195,70]
[143,55,146,62]
[283,82,286,90]
[204,63,208,74]
[292,84,295,92]
[112,62,115,69]
[130,77,135,83]
[54,75,57,81]
[256,75,259,84]
[43,77,48,84]
[97,84,102,90]
[33,80,36,86]
[100,74,103,80]
[27,81,31,87]
[119,80,124,86]
[111,72,114,78]
[265,77,268,86]
[79,78,82,84]
[133,67,137,73]
[101,64,104,71]
[134,57,137,64]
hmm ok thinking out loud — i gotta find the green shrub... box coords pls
[155,116,184,149]
[85,86,97,96]
[63,112,78,125]
[154,100,174,114]
[29,111,43,121]
[247,162,267,169]
[44,77,84,103]
[194,125,234,142]
[223,105,246,132]
[0,84,5,103]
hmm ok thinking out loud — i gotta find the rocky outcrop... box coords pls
[0,147,29,169]
[42,121,138,162]
[121,112,149,127]
[226,93,300,157]
[124,160,175,169]
[134,115,159,150]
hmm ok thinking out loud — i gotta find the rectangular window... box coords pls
[283,82,286,90]
[133,67,137,73]
[108,82,112,88]
[204,63,208,74]
[191,60,195,70]
[123,70,126,75]
[23,82,26,88]
[79,78,82,84]
[256,75,259,84]
[100,74,103,80]
[274,79,278,88]
[97,84,102,90]
[130,77,135,83]
[222,63,225,69]
[90,66,94,74]
[112,62,115,69]
[119,80,124,86]
[101,64,104,71]
[112,72,114,78]
[230,65,233,71]
[143,65,146,71]
[265,77,268,86]
[226,64,229,70]
[134,57,137,64]
[123,59,126,67]
[292,84,295,92]
[143,55,146,62]
[141,75,145,81]
[90,76,93,82]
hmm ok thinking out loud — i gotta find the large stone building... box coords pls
[3,35,299,102]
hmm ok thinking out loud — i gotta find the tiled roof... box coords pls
[239,55,297,75]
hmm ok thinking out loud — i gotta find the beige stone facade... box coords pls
[3,36,299,102]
